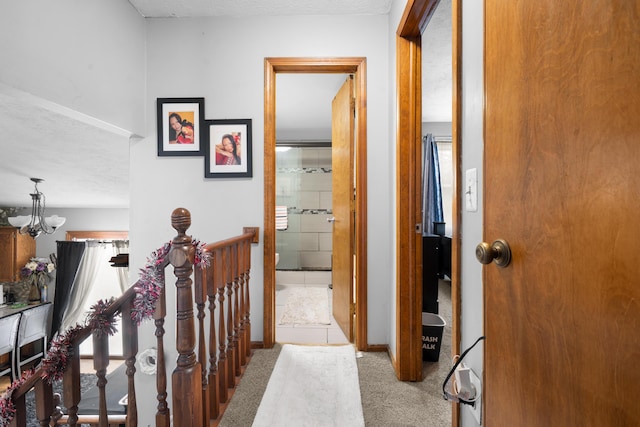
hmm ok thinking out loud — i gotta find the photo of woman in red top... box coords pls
[215,134,242,165]
[169,113,194,144]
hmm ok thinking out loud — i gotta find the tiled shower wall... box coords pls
[276,147,332,270]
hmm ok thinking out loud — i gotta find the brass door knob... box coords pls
[475,239,511,267]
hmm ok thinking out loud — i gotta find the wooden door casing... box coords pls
[395,0,462,389]
[263,57,368,350]
[484,1,640,424]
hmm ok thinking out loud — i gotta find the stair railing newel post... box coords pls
[168,208,203,426]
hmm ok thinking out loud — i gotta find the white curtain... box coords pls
[60,241,105,331]
[113,240,130,292]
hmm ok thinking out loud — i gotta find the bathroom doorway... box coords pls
[263,57,368,350]
[274,74,352,345]
[274,143,348,344]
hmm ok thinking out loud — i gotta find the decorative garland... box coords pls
[0,239,210,427]
[131,239,209,325]
[41,324,84,383]
[0,371,30,425]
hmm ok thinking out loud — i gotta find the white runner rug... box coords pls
[279,287,331,325]
[252,344,365,427]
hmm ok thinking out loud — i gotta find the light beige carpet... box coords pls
[252,344,364,427]
[220,280,453,427]
[278,287,331,325]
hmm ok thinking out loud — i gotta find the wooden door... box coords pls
[331,76,355,341]
[484,1,640,425]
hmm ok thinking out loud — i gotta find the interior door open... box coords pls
[331,76,355,341]
[484,0,640,424]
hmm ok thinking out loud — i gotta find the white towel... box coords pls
[276,205,288,230]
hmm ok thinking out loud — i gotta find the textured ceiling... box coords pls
[128,0,394,18]
[275,0,452,137]
[1,0,450,210]
[0,86,131,209]
[422,0,452,124]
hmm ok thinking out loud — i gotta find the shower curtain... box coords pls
[422,133,444,235]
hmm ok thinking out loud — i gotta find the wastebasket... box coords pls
[422,312,446,361]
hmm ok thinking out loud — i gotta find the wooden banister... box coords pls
[6,209,256,427]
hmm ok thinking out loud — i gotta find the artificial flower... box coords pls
[20,257,55,285]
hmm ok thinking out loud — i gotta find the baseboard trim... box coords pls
[365,344,389,352]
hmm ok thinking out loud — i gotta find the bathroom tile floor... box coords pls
[275,270,349,345]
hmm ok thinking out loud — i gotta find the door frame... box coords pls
[395,0,461,409]
[263,57,368,350]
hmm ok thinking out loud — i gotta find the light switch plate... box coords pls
[465,168,478,212]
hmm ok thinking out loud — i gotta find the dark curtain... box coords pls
[50,241,85,337]
[422,133,444,235]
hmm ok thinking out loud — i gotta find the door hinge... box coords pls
[350,302,356,316]
[415,223,422,234]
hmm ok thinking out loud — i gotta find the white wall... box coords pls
[387,0,407,361]
[0,0,146,135]
[130,14,392,424]
[423,121,452,137]
[460,1,484,426]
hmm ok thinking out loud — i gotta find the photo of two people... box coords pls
[157,98,204,156]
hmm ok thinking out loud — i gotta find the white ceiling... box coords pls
[129,0,394,18]
[0,0,450,210]
[0,84,131,209]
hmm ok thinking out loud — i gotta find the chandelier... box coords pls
[8,178,66,239]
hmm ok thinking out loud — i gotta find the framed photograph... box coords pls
[204,119,253,178]
[157,98,204,156]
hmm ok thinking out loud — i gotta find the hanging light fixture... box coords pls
[8,178,66,239]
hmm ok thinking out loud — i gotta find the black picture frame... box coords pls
[157,98,205,156]
[204,119,253,178]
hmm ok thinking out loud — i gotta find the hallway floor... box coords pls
[275,270,349,345]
